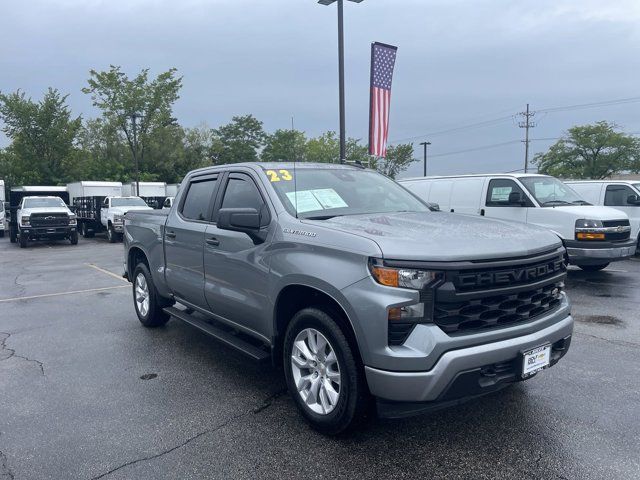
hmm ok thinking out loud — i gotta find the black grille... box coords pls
[388,323,415,346]
[30,213,69,228]
[603,219,630,242]
[434,282,563,334]
[603,219,629,228]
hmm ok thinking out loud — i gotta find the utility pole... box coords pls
[419,141,431,176]
[518,103,536,173]
[128,112,143,196]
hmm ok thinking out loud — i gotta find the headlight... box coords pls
[113,215,124,223]
[69,215,77,225]
[369,259,444,325]
[575,218,605,240]
[21,215,30,226]
[575,219,603,229]
[369,260,443,290]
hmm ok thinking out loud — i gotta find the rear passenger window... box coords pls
[221,175,265,211]
[604,185,636,206]
[181,178,218,221]
[486,179,527,206]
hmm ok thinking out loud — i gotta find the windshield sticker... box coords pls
[266,169,293,182]
[310,189,348,209]
[286,191,323,213]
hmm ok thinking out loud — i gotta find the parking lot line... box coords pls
[87,263,129,283]
[0,285,129,303]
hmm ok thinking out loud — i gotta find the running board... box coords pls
[163,307,270,363]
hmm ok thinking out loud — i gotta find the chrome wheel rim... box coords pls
[290,328,341,415]
[135,273,150,317]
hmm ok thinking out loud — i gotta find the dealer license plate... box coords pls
[521,344,551,378]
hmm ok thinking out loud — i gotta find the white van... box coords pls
[400,174,636,271]
[564,180,640,247]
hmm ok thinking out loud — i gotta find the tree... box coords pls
[211,114,267,164]
[533,121,640,179]
[82,66,182,181]
[0,88,82,184]
[261,129,307,162]
[372,143,416,179]
[304,131,370,164]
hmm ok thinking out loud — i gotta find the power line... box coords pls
[538,96,640,114]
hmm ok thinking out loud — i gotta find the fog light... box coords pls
[388,303,425,321]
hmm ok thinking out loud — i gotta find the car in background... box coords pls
[100,196,153,242]
[162,196,175,210]
[564,180,640,250]
[400,174,635,271]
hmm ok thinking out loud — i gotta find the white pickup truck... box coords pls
[16,196,78,248]
[100,196,153,242]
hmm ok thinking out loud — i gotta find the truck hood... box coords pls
[543,205,628,220]
[111,206,152,215]
[311,211,563,262]
[20,207,71,216]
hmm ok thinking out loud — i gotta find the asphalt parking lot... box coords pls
[0,236,639,480]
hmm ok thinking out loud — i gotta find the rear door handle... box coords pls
[166,231,176,239]
[206,237,220,246]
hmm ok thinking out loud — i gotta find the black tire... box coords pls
[19,232,28,249]
[132,263,171,328]
[283,307,371,435]
[9,225,17,243]
[70,231,78,245]
[0,230,4,238]
[80,222,89,238]
[579,263,609,271]
[107,224,116,243]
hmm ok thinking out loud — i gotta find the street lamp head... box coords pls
[318,0,364,4]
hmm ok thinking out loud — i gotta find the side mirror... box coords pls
[217,207,267,243]
[508,191,525,205]
[427,202,440,211]
[627,194,640,205]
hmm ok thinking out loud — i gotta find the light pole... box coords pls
[419,141,431,176]
[318,0,363,163]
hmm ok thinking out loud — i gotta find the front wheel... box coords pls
[132,263,171,328]
[283,307,371,435]
[0,230,4,238]
[19,232,28,248]
[107,224,116,243]
[70,231,78,245]
[579,263,609,272]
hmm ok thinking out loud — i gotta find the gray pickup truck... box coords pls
[124,162,573,434]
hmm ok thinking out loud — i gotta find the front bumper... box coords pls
[565,238,636,265]
[365,314,573,408]
[20,226,76,238]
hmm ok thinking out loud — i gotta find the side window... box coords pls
[163,198,171,208]
[221,175,265,212]
[181,177,218,221]
[103,199,109,208]
[486,179,527,207]
[604,185,636,206]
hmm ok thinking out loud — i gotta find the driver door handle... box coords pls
[206,236,220,246]
[166,231,176,239]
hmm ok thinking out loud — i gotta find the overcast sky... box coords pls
[1,0,639,177]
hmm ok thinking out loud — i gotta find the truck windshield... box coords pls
[519,176,585,206]
[23,197,66,208]
[263,167,429,219]
[111,197,148,207]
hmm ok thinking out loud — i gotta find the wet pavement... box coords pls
[0,236,639,479]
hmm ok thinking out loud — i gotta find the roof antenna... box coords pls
[292,115,298,219]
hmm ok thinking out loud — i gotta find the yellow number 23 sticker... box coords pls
[266,169,293,182]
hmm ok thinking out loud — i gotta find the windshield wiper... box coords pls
[304,214,343,220]
[541,200,572,206]
[571,200,592,205]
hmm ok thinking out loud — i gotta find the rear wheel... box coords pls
[132,263,171,328]
[19,232,28,248]
[283,307,371,435]
[579,263,609,271]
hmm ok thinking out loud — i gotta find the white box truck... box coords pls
[123,182,167,209]
[67,181,123,238]
[400,174,636,271]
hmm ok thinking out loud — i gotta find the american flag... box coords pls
[369,42,398,158]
